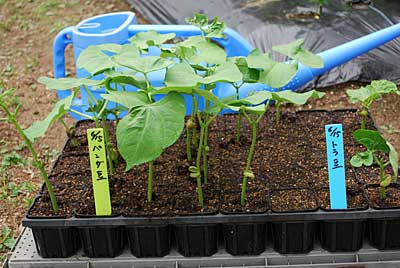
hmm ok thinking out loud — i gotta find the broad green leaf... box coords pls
[77,45,121,75]
[230,91,272,106]
[164,62,202,87]
[246,49,276,71]
[353,129,390,153]
[203,62,243,84]
[93,43,123,53]
[272,39,304,59]
[350,151,373,167]
[227,103,266,114]
[234,57,260,83]
[296,50,324,68]
[179,36,226,64]
[259,62,297,88]
[129,30,176,49]
[346,80,399,108]
[38,77,102,90]
[24,92,76,142]
[100,91,149,108]
[387,141,399,181]
[193,88,227,108]
[116,92,185,170]
[116,44,141,59]
[114,56,174,74]
[272,39,323,68]
[152,87,194,95]
[103,69,137,77]
[270,90,326,105]
[104,75,147,90]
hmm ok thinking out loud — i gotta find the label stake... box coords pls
[87,128,112,215]
[325,124,347,209]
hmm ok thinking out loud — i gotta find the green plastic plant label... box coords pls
[87,128,112,216]
[325,124,347,209]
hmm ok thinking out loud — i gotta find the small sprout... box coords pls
[346,80,399,129]
[350,129,398,199]
[308,0,329,17]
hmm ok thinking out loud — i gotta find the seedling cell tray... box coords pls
[20,109,400,260]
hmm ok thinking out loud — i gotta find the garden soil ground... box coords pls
[0,0,399,262]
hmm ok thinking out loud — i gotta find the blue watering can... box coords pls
[53,11,400,119]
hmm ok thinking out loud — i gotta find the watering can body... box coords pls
[53,11,400,120]
[53,11,255,119]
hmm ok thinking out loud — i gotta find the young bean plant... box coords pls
[0,89,59,212]
[346,80,399,129]
[350,129,398,199]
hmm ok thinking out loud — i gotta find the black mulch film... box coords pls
[126,0,400,90]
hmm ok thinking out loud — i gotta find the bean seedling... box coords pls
[0,89,59,212]
[346,80,399,129]
[350,129,398,199]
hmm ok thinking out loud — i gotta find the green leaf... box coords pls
[185,13,208,27]
[24,92,76,142]
[206,17,226,39]
[38,77,102,90]
[353,129,390,153]
[270,90,326,105]
[296,50,324,68]
[152,87,194,95]
[193,88,227,108]
[350,151,373,167]
[164,62,202,87]
[114,56,174,74]
[129,30,176,49]
[179,36,226,64]
[272,39,323,68]
[273,39,304,59]
[387,141,399,181]
[100,91,149,109]
[233,57,260,83]
[203,62,243,84]
[259,62,298,88]
[246,49,276,71]
[346,80,399,108]
[104,75,147,90]
[77,45,121,75]
[116,92,185,170]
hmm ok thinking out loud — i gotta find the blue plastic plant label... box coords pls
[325,124,347,209]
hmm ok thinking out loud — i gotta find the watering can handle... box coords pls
[53,26,73,100]
[127,25,254,57]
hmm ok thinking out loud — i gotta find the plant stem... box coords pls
[101,117,114,174]
[148,161,153,202]
[275,101,281,124]
[186,127,192,161]
[373,154,387,199]
[241,112,257,206]
[195,121,205,207]
[0,102,59,213]
[361,108,367,130]
[69,109,94,120]
[59,118,78,147]
[191,95,198,147]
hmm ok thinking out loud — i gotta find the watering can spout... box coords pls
[310,22,400,78]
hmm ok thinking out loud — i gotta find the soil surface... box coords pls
[1,0,400,262]
[29,110,400,218]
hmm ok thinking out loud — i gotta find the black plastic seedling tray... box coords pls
[21,109,400,259]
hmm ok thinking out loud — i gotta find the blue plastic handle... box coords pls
[53,26,73,100]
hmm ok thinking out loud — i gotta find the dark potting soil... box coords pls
[29,110,400,217]
[317,188,368,210]
[366,185,400,209]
